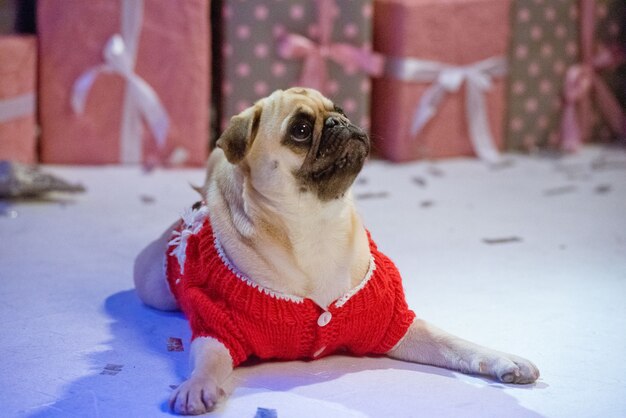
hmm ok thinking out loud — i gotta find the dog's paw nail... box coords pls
[169,378,223,415]
[500,372,516,383]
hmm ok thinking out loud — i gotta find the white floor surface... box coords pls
[1,145,625,418]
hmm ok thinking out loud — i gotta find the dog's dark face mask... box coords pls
[285,106,370,201]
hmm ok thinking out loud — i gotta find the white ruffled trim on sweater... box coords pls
[169,204,377,308]
[168,205,210,274]
[212,234,306,303]
[334,257,376,308]
[214,233,376,308]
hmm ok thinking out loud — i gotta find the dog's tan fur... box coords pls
[134,88,539,415]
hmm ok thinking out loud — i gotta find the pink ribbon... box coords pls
[560,0,625,152]
[277,0,383,94]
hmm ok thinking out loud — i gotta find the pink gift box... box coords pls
[0,35,37,164]
[38,0,210,166]
[371,0,511,162]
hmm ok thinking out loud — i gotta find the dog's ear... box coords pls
[216,104,263,164]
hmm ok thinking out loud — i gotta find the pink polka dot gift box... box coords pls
[216,0,381,132]
[37,0,211,167]
[371,0,512,164]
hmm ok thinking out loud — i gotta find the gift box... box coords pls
[371,0,511,163]
[0,35,37,164]
[0,0,16,33]
[505,0,582,151]
[216,0,380,132]
[589,0,625,144]
[38,0,210,166]
[506,0,625,153]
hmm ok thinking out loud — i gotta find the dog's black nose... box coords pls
[325,116,341,128]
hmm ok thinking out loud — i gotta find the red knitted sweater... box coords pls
[166,207,416,367]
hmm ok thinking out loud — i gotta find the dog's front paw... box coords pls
[169,376,225,415]
[487,353,540,385]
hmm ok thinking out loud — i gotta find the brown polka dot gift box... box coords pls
[215,0,382,133]
[505,0,625,153]
[592,1,626,144]
[0,35,37,164]
[37,0,211,167]
[371,0,511,164]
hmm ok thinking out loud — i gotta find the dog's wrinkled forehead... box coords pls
[268,88,338,129]
[282,87,334,110]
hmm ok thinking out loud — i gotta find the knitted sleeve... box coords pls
[165,222,250,366]
[371,252,416,354]
[176,284,249,366]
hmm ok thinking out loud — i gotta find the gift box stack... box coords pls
[1,0,623,167]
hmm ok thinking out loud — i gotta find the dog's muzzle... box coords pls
[318,117,369,157]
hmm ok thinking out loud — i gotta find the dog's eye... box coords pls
[290,121,312,142]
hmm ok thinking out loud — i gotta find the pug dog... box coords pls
[134,88,539,415]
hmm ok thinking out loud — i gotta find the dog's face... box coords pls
[216,88,370,201]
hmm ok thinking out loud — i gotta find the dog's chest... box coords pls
[283,218,368,307]
[294,248,354,308]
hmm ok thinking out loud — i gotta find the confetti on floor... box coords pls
[427,166,445,177]
[167,337,184,352]
[355,191,389,200]
[254,407,278,418]
[412,176,427,187]
[543,185,577,196]
[482,237,523,245]
[140,194,156,204]
[100,364,123,376]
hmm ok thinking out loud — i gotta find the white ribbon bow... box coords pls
[168,205,209,274]
[71,0,169,164]
[0,93,35,124]
[386,56,507,164]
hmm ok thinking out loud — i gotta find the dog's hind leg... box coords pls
[388,318,539,384]
[133,222,180,311]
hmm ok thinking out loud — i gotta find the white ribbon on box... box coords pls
[386,56,507,164]
[0,93,35,124]
[71,0,169,164]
